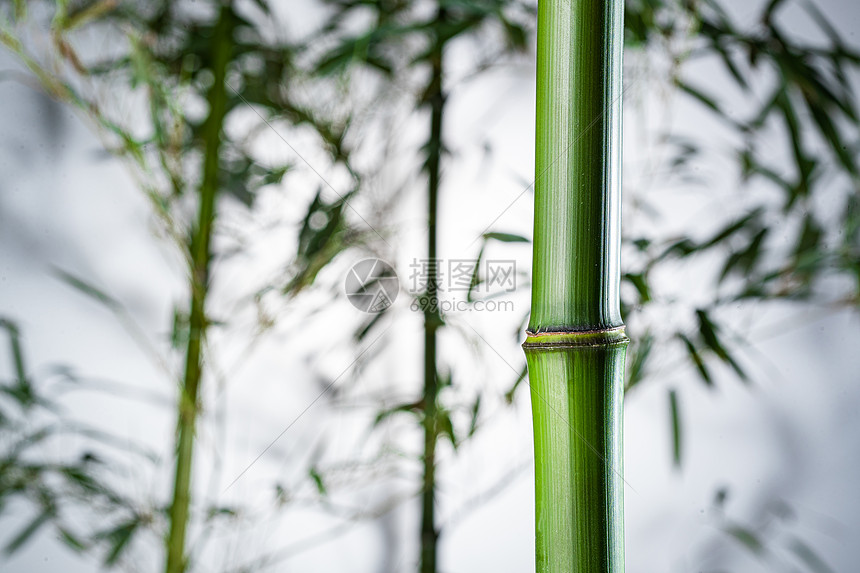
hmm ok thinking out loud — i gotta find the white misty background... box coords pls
[1,0,858,571]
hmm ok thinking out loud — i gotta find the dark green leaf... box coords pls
[206,506,238,520]
[0,318,36,408]
[4,510,53,554]
[504,364,528,404]
[623,272,651,303]
[788,537,834,573]
[437,408,457,450]
[354,310,386,342]
[794,214,823,261]
[625,330,653,391]
[53,269,119,309]
[719,228,767,282]
[467,396,481,438]
[467,244,485,303]
[696,310,748,382]
[723,524,765,557]
[96,517,140,566]
[171,308,188,350]
[701,208,762,249]
[309,467,327,497]
[677,81,722,114]
[678,333,713,388]
[668,389,681,467]
[373,401,422,426]
[483,231,530,244]
[57,527,88,552]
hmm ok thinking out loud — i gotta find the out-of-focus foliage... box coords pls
[308,0,536,430]
[0,318,146,566]
[619,0,860,467]
[306,2,535,568]
[0,0,369,290]
[306,2,860,570]
[0,0,371,568]
[0,0,857,570]
[704,485,836,572]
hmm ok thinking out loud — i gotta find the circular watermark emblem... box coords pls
[345,258,399,313]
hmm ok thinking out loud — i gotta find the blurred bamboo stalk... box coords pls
[524,0,627,570]
[165,5,233,573]
[420,6,447,573]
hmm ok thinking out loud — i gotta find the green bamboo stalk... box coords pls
[523,0,627,571]
[420,9,446,573]
[165,6,233,573]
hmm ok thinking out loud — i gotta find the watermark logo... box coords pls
[345,258,400,313]
[407,259,517,293]
[346,258,517,314]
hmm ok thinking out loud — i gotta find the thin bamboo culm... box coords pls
[165,5,233,572]
[523,0,627,571]
[420,7,447,573]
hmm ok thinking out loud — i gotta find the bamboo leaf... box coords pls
[668,389,682,467]
[678,333,713,388]
[206,506,238,521]
[625,330,653,391]
[806,98,858,176]
[61,0,117,31]
[309,467,327,497]
[437,408,457,451]
[788,537,834,573]
[719,228,767,282]
[274,483,289,506]
[483,231,530,243]
[285,189,353,295]
[501,19,528,51]
[4,509,53,554]
[676,81,722,114]
[0,318,37,408]
[762,0,789,24]
[61,466,111,499]
[773,91,816,208]
[659,238,699,259]
[713,486,730,510]
[96,517,140,566]
[467,396,481,438]
[794,213,823,261]
[623,272,651,303]
[373,401,422,426]
[503,364,527,404]
[701,208,763,249]
[53,269,119,310]
[713,39,749,90]
[467,244,485,303]
[57,527,88,553]
[695,310,748,382]
[723,523,766,557]
[13,0,26,20]
[171,308,188,350]
[354,310,387,342]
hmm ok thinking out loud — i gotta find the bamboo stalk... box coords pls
[420,9,446,572]
[165,6,233,573]
[524,0,627,570]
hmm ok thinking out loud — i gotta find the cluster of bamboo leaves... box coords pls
[622,0,860,467]
[1,0,368,569]
[310,2,533,570]
[0,0,858,570]
[0,318,148,564]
